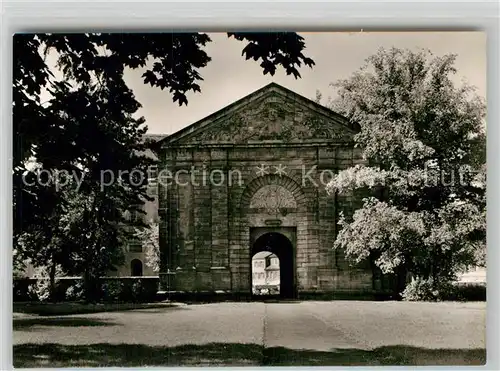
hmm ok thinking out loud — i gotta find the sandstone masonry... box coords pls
[156,83,389,299]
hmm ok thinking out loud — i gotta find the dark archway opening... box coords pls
[251,232,295,299]
[130,259,143,277]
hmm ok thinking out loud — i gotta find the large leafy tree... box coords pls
[14,78,156,300]
[13,33,314,297]
[326,48,486,297]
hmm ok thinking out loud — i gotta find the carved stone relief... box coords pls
[249,185,297,215]
[180,93,353,144]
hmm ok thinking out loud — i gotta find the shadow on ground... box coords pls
[126,306,190,313]
[13,342,486,367]
[13,317,119,330]
[13,302,187,316]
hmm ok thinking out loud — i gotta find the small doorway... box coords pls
[130,259,143,277]
[251,231,295,299]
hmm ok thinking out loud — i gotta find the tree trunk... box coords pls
[83,265,102,304]
[369,252,382,292]
[82,195,101,303]
[83,270,95,303]
[395,265,408,299]
[49,259,57,303]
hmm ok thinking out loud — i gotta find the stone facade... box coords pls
[156,83,376,299]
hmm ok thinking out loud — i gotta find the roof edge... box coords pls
[158,82,358,147]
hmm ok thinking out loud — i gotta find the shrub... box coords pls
[401,277,456,302]
[32,278,53,302]
[100,278,159,303]
[101,279,124,302]
[131,280,144,302]
[402,276,486,302]
[136,278,160,302]
[447,283,486,302]
[402,277,435,301]
[65,280,85,301]
[13,279,38,302]
[13,276,160,303]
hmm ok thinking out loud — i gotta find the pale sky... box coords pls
[122,32,486,135]
[44,32,487,135]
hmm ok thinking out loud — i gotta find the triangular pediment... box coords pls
[161,83,358,147]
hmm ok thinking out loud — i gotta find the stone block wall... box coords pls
[158,143,373,296]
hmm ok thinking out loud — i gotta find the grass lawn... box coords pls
[13,342,486,367]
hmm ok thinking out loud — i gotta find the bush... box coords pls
[100,277,159,303]
[402,277,486,302]
[131,280,144,302]
[13,279,37,302]
[65,280,85,301]
[13,277,160,303]
[401,277,455,302]
[446,283,486,302]
[33,279,51,302]
[101,280,124,302]
[401,277,435,301]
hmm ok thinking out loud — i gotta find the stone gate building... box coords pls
[156,83,380,299]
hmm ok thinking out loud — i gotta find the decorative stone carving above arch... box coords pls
[249,185,297,215]
[240,174,307,218]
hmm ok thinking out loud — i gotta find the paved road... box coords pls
[14,301,485,349]
[13,301,486,366]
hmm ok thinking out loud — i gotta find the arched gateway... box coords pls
[251,232,294,298]
[156,83,380,300]
[240,173,307,299]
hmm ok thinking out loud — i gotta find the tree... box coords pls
[44,80,157,300]
[325,48,486,298]
[14,32,314,234]
[13,32,314,187]
[14,33,314,300]
[14,172,75,301]
[314,90,322,104]
[14,71,157,300]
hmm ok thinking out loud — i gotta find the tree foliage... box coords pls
[13,33,314,299]
[14,68,155,300]
[326,48,486,295]
[14,32,314,176]
[135,221,160,273]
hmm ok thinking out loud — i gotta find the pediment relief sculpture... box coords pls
[180,94,353,144]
